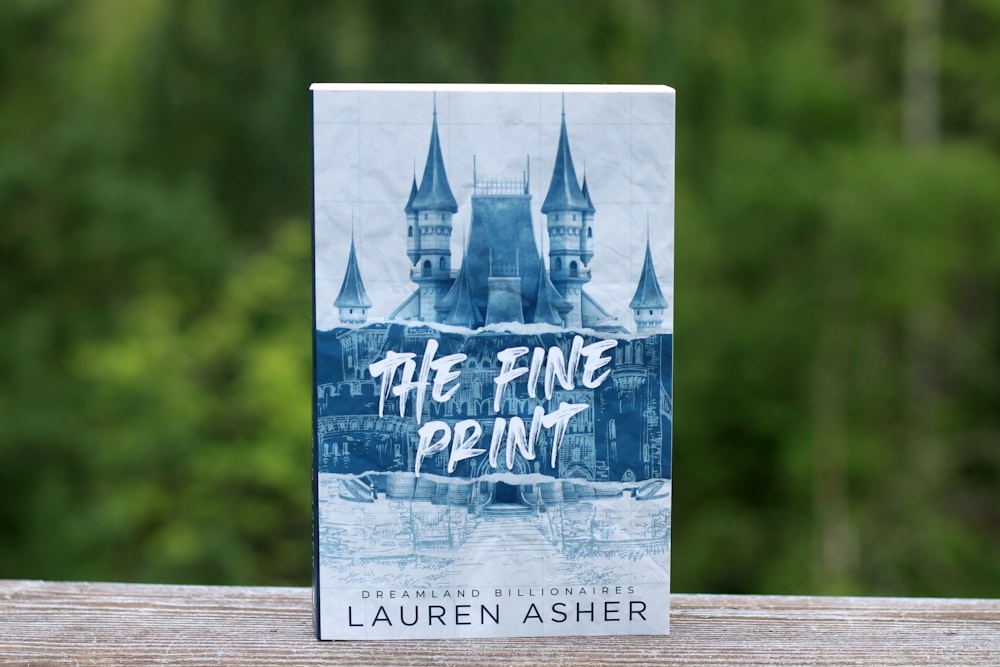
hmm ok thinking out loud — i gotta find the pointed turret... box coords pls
[335,238,372,325]
[405,175,420,263]
[580,175,596,264]
[409,99,458,321]
[404,175,418,215]
[541,111,589,214]
[438,260,483,328]
[581,175,596,215]
[543,103,591,328]
[532,263,573,326]
[411,103,458,213]
[630,239,668,331]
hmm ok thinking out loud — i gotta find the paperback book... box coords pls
[311,83,674,640]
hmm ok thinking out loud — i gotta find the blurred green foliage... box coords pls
[1,0,998,595]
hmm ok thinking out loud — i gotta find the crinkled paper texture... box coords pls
[312,84,674,639]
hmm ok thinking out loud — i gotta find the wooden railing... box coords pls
[1,580,997,665]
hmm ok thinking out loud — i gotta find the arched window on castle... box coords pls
[570,261,579,278]
[554,258,562,271]
[439,257,446,270]
[422,260,432,277]
[587,227,592,238]
[408,226,413,237]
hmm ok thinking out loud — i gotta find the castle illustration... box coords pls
[334,100,669,333]
[315,323,672,558]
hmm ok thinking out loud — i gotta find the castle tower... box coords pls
[580,174,596,264]
[542,103,592,327]
[409,99,458,321]
[334,236,372,325]
[630,238,669,331]
[404,175,419,264]
[436,156,541,329]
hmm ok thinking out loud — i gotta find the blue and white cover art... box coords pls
[311,84,674,640]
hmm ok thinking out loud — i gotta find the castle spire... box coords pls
[437,238,482,328]
[630,240,668,310]
[541,107,589,214]
[533,261,573,326]
[581,173,596,215]
[439,261,482,328]
[630,235,668,331]
[404,174,418,214]
[334,236,372,324]
[411,98,458,212]
[405,173,420,263]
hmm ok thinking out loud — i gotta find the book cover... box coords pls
[311,84,674,640]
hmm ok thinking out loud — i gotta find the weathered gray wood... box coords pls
[1,580,998,665]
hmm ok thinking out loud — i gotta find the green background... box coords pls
[2,0,998,596]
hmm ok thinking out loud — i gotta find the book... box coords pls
[311,83,674,640]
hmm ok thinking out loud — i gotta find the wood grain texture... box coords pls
[1,580,998,666]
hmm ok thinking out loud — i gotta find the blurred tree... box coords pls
[0,0,997,595]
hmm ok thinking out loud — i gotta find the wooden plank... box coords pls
[1,580,998,665]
